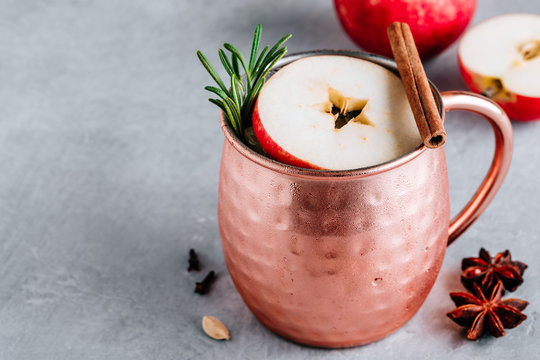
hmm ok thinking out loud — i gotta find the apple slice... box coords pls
[252,55,422,170]
[458,14,540,121]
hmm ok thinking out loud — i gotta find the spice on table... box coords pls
[461,248,527,293]
[188,248,201,272]
[447,281,528,340]
[202,315,231,341]
[195,271,216,294]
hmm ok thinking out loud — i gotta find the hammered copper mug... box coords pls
[217,50,513,348]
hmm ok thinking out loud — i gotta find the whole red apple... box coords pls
[334,0,477,59]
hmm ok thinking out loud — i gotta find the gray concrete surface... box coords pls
[0,0,539,359]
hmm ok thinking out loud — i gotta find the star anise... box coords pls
[447,281,528,340]
[461,248,527,293]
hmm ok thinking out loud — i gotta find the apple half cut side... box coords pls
[252,55,422,170]
[458,13,540,121]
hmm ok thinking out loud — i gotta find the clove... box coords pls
[188,248,201,272]
[195,271,216,294]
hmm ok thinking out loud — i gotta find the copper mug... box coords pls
[217,50,513,348]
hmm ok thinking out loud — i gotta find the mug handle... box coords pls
[441,91,513,246]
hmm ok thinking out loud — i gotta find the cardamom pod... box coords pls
[202,316,230,340]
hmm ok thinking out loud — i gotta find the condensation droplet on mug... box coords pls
[372,277,383,286]
[289,183,298,195]
[289,236,300,256]
[325,251,337,259]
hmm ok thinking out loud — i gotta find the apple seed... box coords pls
[519,40,540,61]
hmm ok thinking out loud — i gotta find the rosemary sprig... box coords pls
[197,25,292,139]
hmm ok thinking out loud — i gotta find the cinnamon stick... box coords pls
[387,22,446,148]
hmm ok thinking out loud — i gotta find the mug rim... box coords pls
[220,49,445,179]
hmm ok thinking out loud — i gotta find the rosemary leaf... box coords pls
[224,97,242,133]
[220,99,240,134]
[208,98,226,113]
[233,76,245,95]
[231,54,240,78]
[252,47,287,87]
[263,48,287,73]
[197,50,228,93]
[253,45,269,73]
[266,34,292,60]
[242,77,265,117]
[218,49,234,76]
[257,47,287,74]
[230,74,241,109]
[224,43,252,88]
[249,24,262,70]
[204,86,229,101]
[251,77,266,98]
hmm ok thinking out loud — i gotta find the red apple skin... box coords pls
[252,99,324,170]
[458,58,540,122]
[334,0,477,59]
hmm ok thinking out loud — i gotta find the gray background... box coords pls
[0,0,539,359]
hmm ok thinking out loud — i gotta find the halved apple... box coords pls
[458,14,540,121]
[252,55,422,170]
